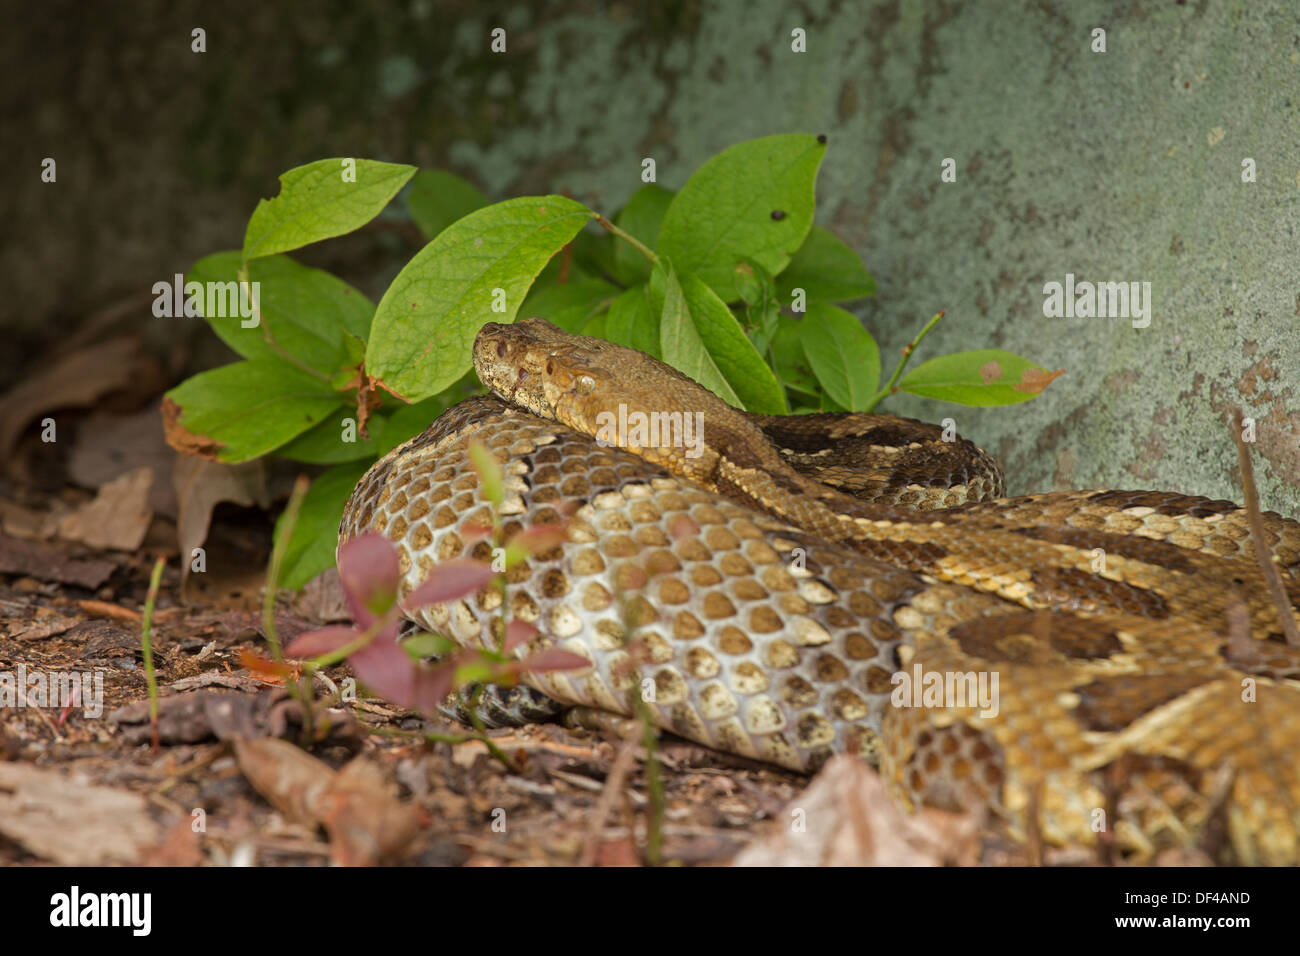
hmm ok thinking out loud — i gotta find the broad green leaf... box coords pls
[800,303,881,411]
[777,226,876,304]
[899,349,1065,406]
[678,275,787,414]
[770,315,819,397]
[604,286,659,357]
[579,312,608,338]
[734,259,777,308]
[243,159,416,261]
[658,134,824,301]
[572,228,618,279]
[186,252,373,373]
[518,277,619,332]
[366,195,594,402]
[164,361,345,463]
[275,412,379,464]
[275,460,373,588]
[613,185,674,285]
[405,169,489,241]
[656,264,741,407]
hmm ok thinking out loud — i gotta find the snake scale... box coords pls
[340,317,1300,864]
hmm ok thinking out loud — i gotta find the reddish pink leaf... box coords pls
[515,647,591,674]
[503,619,540,653]
[348,625,456,714]
[402,558,495,610]
[286,626,361,658]
[459,521,494,543]
[337,533,401,627]
[506,524,569,556]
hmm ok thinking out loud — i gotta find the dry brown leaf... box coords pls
[0,763,162,864]
[9,607,80,640]
[0,498,66,540]
[0,532,116,588]
[0,337,147,462]
[172,453,269,586]
[233,738,418,865]
[316,757,422,866]
[732,756,982,866]
[68,407,178,517]
[57,465,154,551]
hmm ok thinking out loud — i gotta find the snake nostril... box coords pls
[546,358,554,375]
[496,341,507,358]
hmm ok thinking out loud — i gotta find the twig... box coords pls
[1230,408,1300,646]
[140,557,166,753]
[863,310,945,412]
[595,215,657,265]
[578,728,643,867]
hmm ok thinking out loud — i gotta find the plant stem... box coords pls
[863,310,945,412]
[264,475,310,661]
[140,557,166,753]
[595,215,658,265]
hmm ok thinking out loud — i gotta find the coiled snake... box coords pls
[341,317,1300,863]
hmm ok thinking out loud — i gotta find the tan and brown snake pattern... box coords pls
[341,317,1300,864]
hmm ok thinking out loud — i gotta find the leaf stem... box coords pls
[140,557,166,753]
[863,310,944,412]
[595,215,658,265]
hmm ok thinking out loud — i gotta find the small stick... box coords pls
[1230,408,1300,646]
[141,557,166,753]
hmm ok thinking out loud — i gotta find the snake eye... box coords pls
[495,341,507,358]
[577,374,596,394]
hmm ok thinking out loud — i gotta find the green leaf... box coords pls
[678,275,787,414]
[187,252,374,373]
[572,228,618,280]
[799,303,881,411]
[603,286,659,357]
[899,349,1065,406]
[777,226,876,304]
[243,159,416,261]
[657,134,825,302]
[518,277,619,332]
[366,195,594,402]
[275,461,373,589]
[275,412,379,464]
[405,169,489,241]
[770,315,819,396]
[403,633,457,660]
[612,185,674,285]
[469,441,504,509]
[164,361,345,463]
[655,263,741,407]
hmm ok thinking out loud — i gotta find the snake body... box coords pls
[341,318,1300,863]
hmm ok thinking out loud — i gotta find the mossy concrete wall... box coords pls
[11,0,1299,513]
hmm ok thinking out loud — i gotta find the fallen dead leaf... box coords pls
[0,763,163,864]
[9,607,80,641]
[732,756,981,866]
[68,407,179,517]
[172,453,269,587]
[233,738,419,865]
[0,533,116,588]
[0,337,149,464]
[0,498,66,540]
[57,465,154,551]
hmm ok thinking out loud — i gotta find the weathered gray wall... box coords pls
[8,0,1299,512]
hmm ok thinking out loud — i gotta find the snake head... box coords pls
[473,318,605,426]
